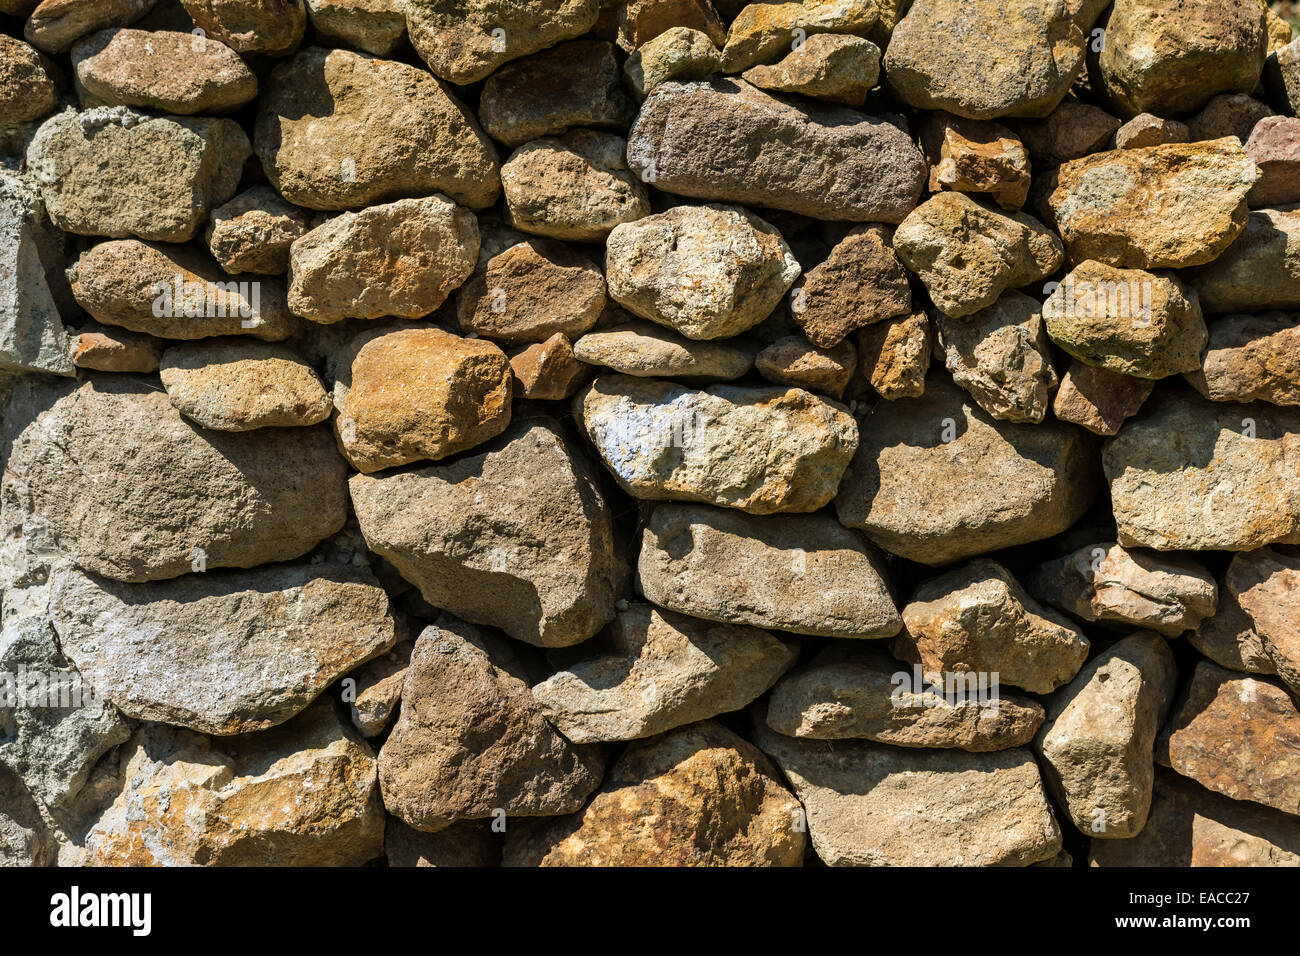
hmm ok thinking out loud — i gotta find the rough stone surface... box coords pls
[1186,312,1300,406]
[509,334,590,400]
[789,224,911,347]
[1052,361,1154,436]
[1224,547,1300,695]
[921,111,1032,209]
[306,0,405,56]
[70,326,161,373]
[0,35,57,124]
[1189,207,1300,314]
[204,187,310,275]
[741,33,879,106]
[623,26,721,100]
[754,335,855,399]
[179,0,306,55]
[1017,100,1122,168]
[575,322,754,380]
[857,312,930,399]
[1113,114,1189,151]
[25,0,157,54]
[719,0,879,73]
[0,172,74,376]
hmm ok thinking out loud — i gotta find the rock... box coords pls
[1189,207,1300,314]
[741,34,879,106]
[836,377,1098,564]
[1016,100,1122,168]
[765,643,1045,751]
[385,818,501,867]
[1188,569,1276,677]
[347,640,411,738]
[1031,542,1217,636]
[1268,36,1300,115]
[577,374,858,514]
[897,559,1090,694]
[1113,113,1190,150]
[789,224,911,347]
[857,311,930,399]
[204,187,310,275]
[617,0,725,51]
[85,700,385,866]
[334,326,510,472]
[505,721,804,866]
[158,340,331,431]
[575,322,754,380]
[0,378,347,582]
[479,40,632,147]
[254,47,500,211]
[883,0,1100,120]
[893,193,1063,319]
[502,130,649,241]
[1042,261,1208,379]
[1245,115,1300,207]
[920,111,1031,210]
[0,766,52,866]
[0,614,130,810]
[1045,139,1258,269]
[1036,632,1178,838]
[404,0,599,85]
[70,327,161,373]
[626,78,927,223]
[27,107,249,242]
[456,238,605,344]
[533,604,796,743]
[933,291,1057,423]
[1161,661,1300,817]
[1102,390,1300,552]
[1187,93,1273,142]
[638,503,901,639]
[350,417,624,648]
[0,172,74,376]
[754,335,855,398]
[24,0,157,54]
[377,619,604,831]
[0,36,57,124]
[1224,547,1300,695]
[623,26,722,101]
[753,725,1062,866]
[49,563,395,735]
[719,0,879,73]
[605,204,798,340]
[1098,0,1268,118]
[305,0,405,55]
[288,196,479,323]
[509,334,590,400]
[1186,312,1300,406]
[71,28,257,114]
[70,240,296,341]
[178,0,306,55]
[1052,361,1154,436]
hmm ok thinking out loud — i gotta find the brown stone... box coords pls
[509,334,590,400]
[1052,360,1154,436]
[789,225,911,348]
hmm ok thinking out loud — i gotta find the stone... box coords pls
[578,374,858,514]
[856,312,929,399]
[1189,208,1300,314]
[70,240,296,341]
[1161,662,1300,817]
[1102,390,1300,552]
[753,725,1062,866]
[255,47,500,211]
[883,0,1101,120]
[456,238,605,344]
[1042,261,1208,379]
[1036,632,1178,838]
[1052,361,1154,436]
[1113,113,1190,150]
[920,112,1031,210]
[1016,100,1122,168]
[158,340,332,431]
[0,36,57,124]
[306,0,405,55]
[404,0,599,85]
[288,196,479,323]
[1099,0,1268,118]
[334,326,510,473]
[385,818,501,867]
[574,322,754,380]
[509,334,590,400]
[1030,542,1217,636]
[479,40,633,147]
[893,193,1063,319]
[70,327,161,373]
[1045,139,1259,269]
[1186,312,1300,406]
[350,417,624,648]
[754,335,855,398]
[1268,36,1300,115]
[616,0,725,51]
[765,643,1045,751]
[178,0,306,55]
[788,224,911,347]
[24,0,157,54]
[836,377,1098,565]
[1188,570,1276,677]
[27,107,250,242]
[533,604,796,743]
[204,187,310,275]
[720,0,879,73]
[1225,547,1300,695]
[347,640,411,738]
[626,78,927,223]
[72,28,257,114]
[0,172,74,376]
[49,563,395,735]
[377,619,604,831]
[0,767,51,867]
[0,378,347,582]
[506,722,803,867]
[605,205,798,340]
[741,34,879,106]
[639,503,901,639]
[897,559,1090,694]
[1245,115,1300,207]
[623,26,722,101]
[1187,93,1273,142]
[85,700,385,866]
[933,291,1058,423]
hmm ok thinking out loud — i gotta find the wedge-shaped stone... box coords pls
[1186,312,1300,406]
[0,171,73,376]
[789,224,912,348]
[574,322,754,380]
[1052,361,1154,436]
[1226,547,1300,695]
[1189,208,1300,314]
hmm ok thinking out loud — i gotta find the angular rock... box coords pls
[24,0,157,54]
[623,26,722,101]
[347,640,411,738]
[1016,100,1122,168]
[857,311,929,399]
[0,36,57,124]
[306,0,405,56]
[754,335,855,398]
[0,767,51,866]
[0,172,74,376]
[1245,115,1300,207]
[741,34,879,106]
[1225,547,1300,694]
[204,187,310,275]
[1113,113,1190,151]
[1052,360,1154,436]
[178,0,306,55]
[1187,93,1273,142]
[509,334,590,400]
[720,0,879,73]
[70,326,161,373]
[616,0,726,52]
[920,111,1031,210]
[789,224,911,347]
[1189,569,1277,677]
[1189,207,1300,314]
[575,322,753,380]
[1186,312,1300,406]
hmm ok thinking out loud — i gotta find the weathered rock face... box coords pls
[921,111,1031,209]
[1245,115,1300,207]
[1186,312,1300,406]
[1224,548,1300,695]
[378,619,605,832]
[204,187,310,275]
[306,0,405,55]
[623,25,721,100]
[0,172,73,376]
[1,378,348,582]
[616,0,725,52]
[577,374,858,514]
[638,504,901,639]
[0,766,52,867]
[1052,361,1154,436]
[719,0,879,73]
[509,333,590,400]
[70,326,161,373]
[626,79,927,222]
[575,322,754,380]
[789,225,912,348]
[1113,113,1190,151]
[350,417,624,648]
[25,0,157,54]
[1189,207,1300,314]
[741,33,879,106]
[1017,100,1122,168]
[857,312,930,399]
[180,0,307,55]
[504,721,805,867]
[0,35,57,124]
[754,335,855,398]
